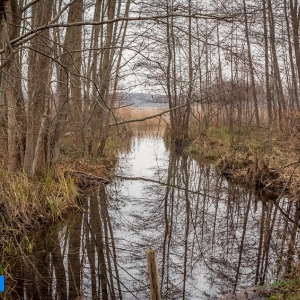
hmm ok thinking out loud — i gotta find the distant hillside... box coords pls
[122,93,168,107]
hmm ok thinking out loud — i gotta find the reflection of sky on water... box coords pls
[111,135,169,298]
[116,133,169,178]
[110,133,228,299]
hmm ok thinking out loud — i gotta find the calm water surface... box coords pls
[11,129,300,299]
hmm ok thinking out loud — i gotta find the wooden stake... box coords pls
[146,249,161,300]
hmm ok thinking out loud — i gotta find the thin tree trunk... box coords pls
[268,0,286,124]
[69,0,83,147]
[263,0,273,129]
[183,0,193,145]
[243,0,260,126]
[97,0,131,155]
[24,0,52,176]
[290,0,300,95]
[50,0,83,166]
[91,0,117,156]
[285,0,299,109]
[2,0,26,172]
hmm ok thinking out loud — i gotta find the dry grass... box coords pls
[0,166,78,261]
[189,103,300,133]
[0,164,79,296]
[115,104,295,135]
[115,106,169,127]
[189,104,273,130]
[184,121,300,197]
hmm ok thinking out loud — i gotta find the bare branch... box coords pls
[21,0,40,13]
[0,12,238,54]
[50,0,78,24]
[0,13,16,69]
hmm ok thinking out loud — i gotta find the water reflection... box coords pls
[11,187,122,300]
[10,128,300,299]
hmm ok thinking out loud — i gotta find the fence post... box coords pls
[146,249,161,300]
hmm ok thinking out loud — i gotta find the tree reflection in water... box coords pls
[11,130,300,299]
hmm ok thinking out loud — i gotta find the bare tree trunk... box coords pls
[166,2,175,139]
[97,0,131,155]
[290,0,300,98]
[83,0,102,157]
[68,0,83,147]
[2,0,26,172]
[50,0,83,166]
[183,0,193,146]
[268,0,286,125]
[91,0,117,156]
[285,0,299,109]
[263,0,273,129]
[24,0,52,176]
[243,0,260,126]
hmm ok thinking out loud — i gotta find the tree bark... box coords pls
[2,0,26,172]
[263,0,273,129]
[23,0,52,176]
[243,0,260,126]
[90,0,117,156]
[268,0,286,125]
[50,0,83,166]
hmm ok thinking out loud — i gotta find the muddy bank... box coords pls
[218,155,300,198]
[183,127,300,199]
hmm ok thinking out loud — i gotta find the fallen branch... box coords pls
[273,161,300,175]
[67,170,111,187]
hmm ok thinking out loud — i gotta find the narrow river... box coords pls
[10,129,300,299]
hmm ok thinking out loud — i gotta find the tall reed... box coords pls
[115,106,169,127]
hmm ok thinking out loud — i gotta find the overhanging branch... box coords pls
[0,12,238,54]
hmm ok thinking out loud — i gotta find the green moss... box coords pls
[207,126,231,141]
[184,139,201,155]
[268,278,300,300]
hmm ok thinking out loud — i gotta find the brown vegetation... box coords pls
[63,159,111,190]
[185,118,300,198]
[0,164,78,268]
[115,106,169,127]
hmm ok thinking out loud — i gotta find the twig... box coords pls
[273,161,300,175]
[67,170,111,183]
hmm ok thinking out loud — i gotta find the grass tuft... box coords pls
[0,165,79,270]
[268,278,300,300]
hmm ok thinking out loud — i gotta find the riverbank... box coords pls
[0,165,78,287]
[218,277,300,300]
[184,126,300,198]
[0,150,112,288]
